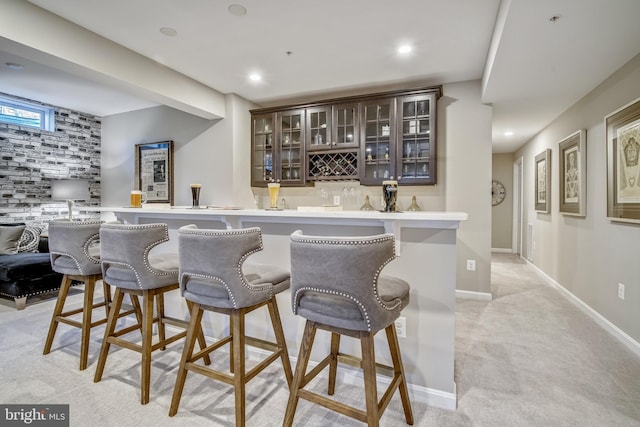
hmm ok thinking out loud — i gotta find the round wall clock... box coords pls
[492,180,506,206]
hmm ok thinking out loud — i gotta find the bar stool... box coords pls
[43,219,111,370]
[169,225,293,426]
[94,222,209,405]
[284,231,414,427]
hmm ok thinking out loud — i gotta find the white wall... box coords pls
[443,81,493,295]
[515,53,640,345]
[102,94,256,209]
[492,153,514,250]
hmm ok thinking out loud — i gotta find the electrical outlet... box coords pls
[466,259,476,271]
[394,316,406,338]
[618,283,625,300]
[333,195,340,205]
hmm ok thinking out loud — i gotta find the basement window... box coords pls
[0,96,55,131]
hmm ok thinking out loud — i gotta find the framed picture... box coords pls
[558,130,586,216]
[606,97,640,223]
[135,141,174,204]
[534,149,551,213]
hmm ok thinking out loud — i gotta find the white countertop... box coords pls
[83,205,468,223]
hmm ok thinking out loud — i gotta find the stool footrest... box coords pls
[298,389,368,423]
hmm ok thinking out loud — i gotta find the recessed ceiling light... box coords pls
[397,45,413,54]
[5,62,24,70]
[159,27,177,37]
[228,4,247,16]
[504,131,514,137]
[249,73,262,82]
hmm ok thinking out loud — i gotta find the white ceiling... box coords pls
[1,0,639,153]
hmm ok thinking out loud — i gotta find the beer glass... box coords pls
[130,190,147,208]
[190,184,202,208]
[382,179,398,212]
[267,182,280,210]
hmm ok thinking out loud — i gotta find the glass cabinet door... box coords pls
[278,109,305,185]
[251,113,275,186]
[397,93,436,184]
[306,106,330,149]
[360,98,395,184]
[332,103,359,149]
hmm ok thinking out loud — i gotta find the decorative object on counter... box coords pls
[360,195,374,211]
[51,179,90,221]
[267,181,282,210]
[407,195,422,211]
[129,190,147,208]
[190,184,202,208]
[382,178,398,212]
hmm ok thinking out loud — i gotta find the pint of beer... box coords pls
[190,184,202,208]
[382,179,398,212]
[130,190,146,208]
[267,182,280,210]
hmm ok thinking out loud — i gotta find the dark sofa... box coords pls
[0,225,63,310]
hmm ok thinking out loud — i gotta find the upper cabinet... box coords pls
[251,109,305,187]
[250,86,441,187]
[396,93,437,185]
[307,103,359,151]
[360,97,395,185]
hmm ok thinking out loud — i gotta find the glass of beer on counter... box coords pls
[267,181,281,210]
[190,184,201,208]
[130,190,147,208]
[382,179,398,212]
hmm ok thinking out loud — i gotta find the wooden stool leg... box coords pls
[186,300,211,366]
[328,332,340,395]
[283,320,317,427]
[79,277,96,370]
[94,287,125,382]
[156,292,166,350]
[361,332,379,427]
[140,289,155,405]
[169,302,204,417]
[130,294,143,328]
[43,275,72,355]
[102,281,112,318]
[267,297,293,387]
[232,309,246,427]
[229,315,235,374]
[386,325,414,425]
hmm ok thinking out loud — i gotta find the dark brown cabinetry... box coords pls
[360,98,395,185]
[250,86,440,187]
[251,109,305,187]
[396,93,437,185]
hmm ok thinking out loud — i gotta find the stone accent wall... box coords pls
[0,93,101,227]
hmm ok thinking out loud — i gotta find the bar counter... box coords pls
[86,206,468,409]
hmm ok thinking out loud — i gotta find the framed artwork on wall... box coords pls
[134,140,174,205]
[558,129,586,216]
[534,149,551,213]
[606,97,640,223]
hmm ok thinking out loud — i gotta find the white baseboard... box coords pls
[524,259,640,359]
[456,289,492,301]
[491,248,513,253]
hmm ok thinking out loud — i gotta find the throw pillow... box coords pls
[17,225,42,253]
[0,225,27,255]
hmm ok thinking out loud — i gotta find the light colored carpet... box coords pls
[1,253,639,426]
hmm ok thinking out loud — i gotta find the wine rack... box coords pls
[308,151,358,180]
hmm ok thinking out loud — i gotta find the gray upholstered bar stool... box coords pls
[284,231,414,427]
[94,222,209,405]
[169,225,293,426]
[43,219,111,370]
